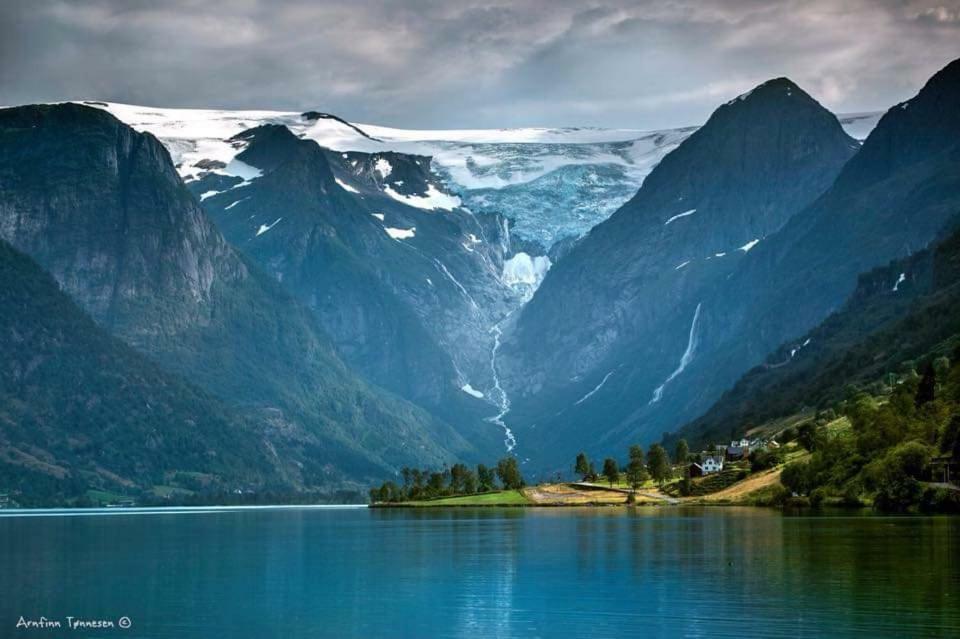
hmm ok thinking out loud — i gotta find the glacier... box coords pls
[501,252,551,299]
[85,101,880,253]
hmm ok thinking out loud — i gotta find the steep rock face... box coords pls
[0,239,274,503]
[0,104,479,486]
[499,79,859,468]
[190,124,517,451]
[0,103,238,341]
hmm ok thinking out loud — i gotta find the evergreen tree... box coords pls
[602,458,619,486]
[674,439,690,465]
[477,464,496,492]
[463,469,478,495]
[916,361,936,407]
[646,445,671,487]
[427,472,446,496]
[626,445,648,489]
[575,452,591,480]
[496,457,525,490]
[449,463,470,494]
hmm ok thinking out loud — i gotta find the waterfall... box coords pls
[486,321,516,452]
[649,302,703,404]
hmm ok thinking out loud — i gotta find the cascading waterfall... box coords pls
[486,320,516,452]
[649,302,702,404]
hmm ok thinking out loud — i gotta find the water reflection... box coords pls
[0,507,957,638]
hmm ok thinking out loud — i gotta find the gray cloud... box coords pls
[1,0,959,128]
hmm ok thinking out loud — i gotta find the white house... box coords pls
[702,456,724,474]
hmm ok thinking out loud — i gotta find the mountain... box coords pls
[0,103,479,490]
[86,101,703,252]
[499,77,861,468]
[88,101,877,253]
[676,56,960,441]
[670,218,960,450]
[0,238,278,505]
[185,122,514,446]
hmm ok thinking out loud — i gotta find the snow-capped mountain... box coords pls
[73,99,884,464]
[499,78,865,469]
[84,101,879,252]
[500,61,960,473]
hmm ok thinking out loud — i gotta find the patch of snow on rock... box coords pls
[384,183,461,211]
[256,218,282,237]
[739,238,760,252]
[224,158,263,181]
[375,157,393,179]
[335,177,360,194]
[665,209,696,225]
[461,384,485,399]
[385,226,416,240]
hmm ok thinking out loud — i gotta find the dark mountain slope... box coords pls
[671,218,960,450]
[677,57,960,442]
[0,239,272,505]
[498,78,859,468]
[0,103,477,485]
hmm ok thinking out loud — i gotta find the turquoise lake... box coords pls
[0,506,958,638]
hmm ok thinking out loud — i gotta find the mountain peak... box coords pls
[837,56,960,187]
[723,77,815,110]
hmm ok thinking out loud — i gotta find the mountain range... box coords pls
[0,56,957,504]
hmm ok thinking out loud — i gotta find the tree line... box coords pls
[574,441,689,488]
[777,352,960,512]
[369,457,524,503]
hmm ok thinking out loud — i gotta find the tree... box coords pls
[449,463,470,494]
[626,445,648,489]
[575,452,591,480]
[780,461,811,495]
[940,414,960,460]
[587,461,597,481]
[463,469,478,495]
[674,439,690,465]
[798,422,825,452]
[370,481,402,503]
[602,458,619,486]
[410,469,424,499]
[646,445,670,486]
[915,362,936,407]
[863,441,935,511]
[427,472,446,496]
[477,464,496,492]
[496,457,525,490]
[750,448,785,472]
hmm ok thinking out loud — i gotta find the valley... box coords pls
[3,57,960,508]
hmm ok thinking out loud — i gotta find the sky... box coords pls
[2,0,959,129]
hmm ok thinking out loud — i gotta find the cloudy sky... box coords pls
[2,0,959,129]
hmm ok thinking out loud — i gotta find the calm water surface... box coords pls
[0,506,957,638]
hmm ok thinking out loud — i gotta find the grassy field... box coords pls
[84,489,129,505]
[395,490,530,507]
